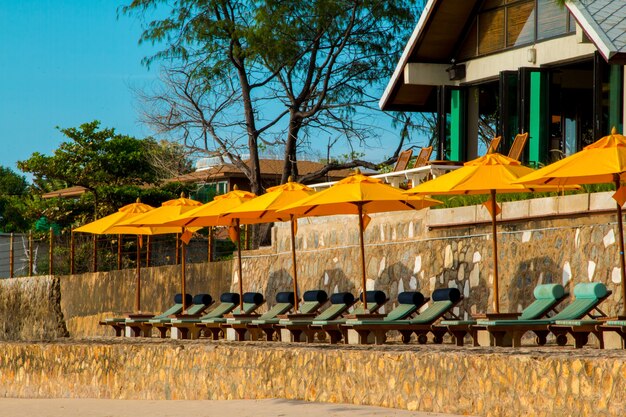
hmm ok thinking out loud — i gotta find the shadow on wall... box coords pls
[377,262,416,306]
[507,256,561,311]
[264,268,293,306]
[318,268,356,299]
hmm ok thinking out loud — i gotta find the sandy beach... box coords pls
[0,398,468,417]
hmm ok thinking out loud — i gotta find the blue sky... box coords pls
[0,0,156,172]
[0,1,421,177]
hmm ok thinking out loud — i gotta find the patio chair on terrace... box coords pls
[149,293,214,338]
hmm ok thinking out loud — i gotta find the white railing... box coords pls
[308,163,462,190]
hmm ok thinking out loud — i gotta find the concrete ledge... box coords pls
[428,191,617,228]
[1,339,625,417]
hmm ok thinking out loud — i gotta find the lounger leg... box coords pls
[156,326,168,338]
[207,327,221,340]
[572,332,590,349]
[431,329,446,344]
[233,328,248,341]
[490,330,507,347]
[326,329,343,344]
[289,329,303,342]
[113,325,123,337]
[371,330,387,345]
[261,327,275,341]
[399,330,413,344]
[449,329,467,347]
[533,330,549,346]
[592,331,604,349]
[302,329,316,343]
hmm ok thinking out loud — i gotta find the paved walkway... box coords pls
[0,399,469,417]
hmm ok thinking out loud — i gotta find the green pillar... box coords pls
[609,65,623,133]
[450,89,465,161]
[528,71,548,166]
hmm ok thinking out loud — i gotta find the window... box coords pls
[458,0,575,59]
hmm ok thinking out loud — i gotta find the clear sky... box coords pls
[0,1,421,177]
[0,0,157,172]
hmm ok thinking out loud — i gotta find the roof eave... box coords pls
[566,1,618,64]
[379,0,439,111]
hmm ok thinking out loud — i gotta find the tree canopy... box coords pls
[123,0,422,193]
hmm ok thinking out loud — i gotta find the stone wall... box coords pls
[239,193,625,318]
[0,340,624,417]
[0,261,232,340]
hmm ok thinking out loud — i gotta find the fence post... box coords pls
[146,235,152,267]
[208,227,213,262]
[92,234,98,272]
[70,230,75,275]
[117,234,122,270]
[9,233,14,278]
[28,231,33,276]
[49,227,54,275]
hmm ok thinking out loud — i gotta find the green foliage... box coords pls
[0,167,30,232]
[17,121,196,231]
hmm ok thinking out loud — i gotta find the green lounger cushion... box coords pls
[440,320,476,325]
[227,292,295,325]
[312,291,389,325]
[340,292,425,326]
[519,284,565,320]
[201,292,264,324]
[280,292,354,325]
[126,293,190,324]
[606,320,626,326]
[553,319,599,326]
[149,293,214,324]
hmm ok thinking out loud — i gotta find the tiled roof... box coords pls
[568,0,626,62]
[164,159,355,184]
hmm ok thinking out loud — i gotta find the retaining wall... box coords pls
[0,340,624,417]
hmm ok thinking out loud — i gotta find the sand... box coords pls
[0,398,468,417]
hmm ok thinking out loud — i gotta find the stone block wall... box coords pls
[247,201,625,318]
[0,340,624,417]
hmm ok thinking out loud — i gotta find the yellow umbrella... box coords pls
[119,194,203,311]
[74,199,173,312]
[278,169,441,310]
[516,127,626,316]
[165,187,257,310]
[405,153,573,313]
[222,178,315,310]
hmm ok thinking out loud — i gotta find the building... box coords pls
[381,0,626,165]
[165,158,353,202]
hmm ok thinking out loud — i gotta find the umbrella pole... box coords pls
[135,235,141,312]
[357,204,368,311]
[181,241,187,312]
[236,219,244,311]
[491,190,500,313]
[290,216,299,311]
[615,176,626,318]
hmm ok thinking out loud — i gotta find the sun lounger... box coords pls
[123,293,193,337]
[196,292,265,339]
[276,292,356,342]
[220,291,296,341]
[318,291,426,344]
[248,290,329,341]
[167,292,242,339]
[344,288,461,344]
[149,293,214,338]
[473,283,610,347]
[440,283,567,346]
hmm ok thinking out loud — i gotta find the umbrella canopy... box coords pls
[517,127,626,317]
[120,194,203,311]
[222,178,315,310]
[165,187,257,310]
[74,199,166,313]
[279,169,441,310]
[406,153,573,313]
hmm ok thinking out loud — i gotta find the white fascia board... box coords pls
[404,63,457,86]
[379,0,438,110]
